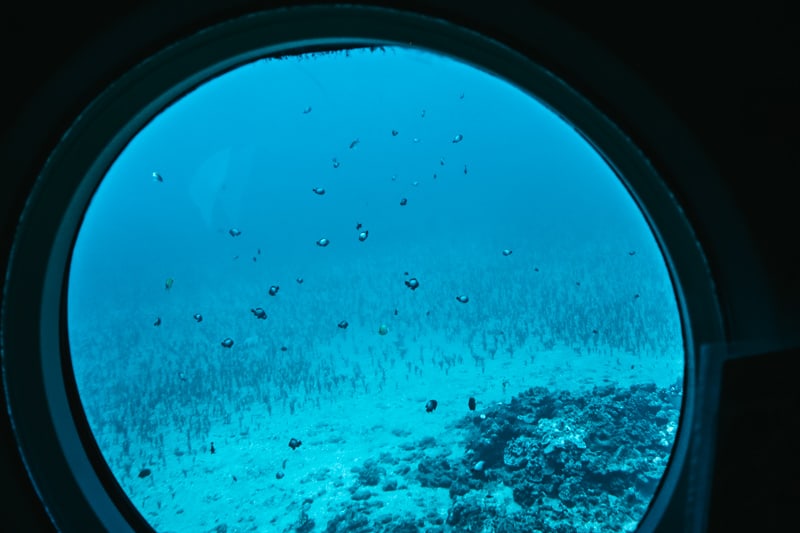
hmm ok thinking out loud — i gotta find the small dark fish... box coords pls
[316,238,330,247]
[302,106,312,114]
[221,337,234,348]
[153,317,161,327]
[289,438,302,450]
[233,255,239,260]
[268,285,280,296]
[358,230,369,242]
[468,397,476,411]
[456,295,469,304]
[257,248,261,255]
[229,228,242,237]
[394,309,398,316]
[399,198,408,206]
[403,271,409,276]
[425,400,438,413]
[138,468,152,479]
[452,134,463,143]
[391,129,399,136]
[296,277,304,284]
[275,471,285,479]
[463,165,468,175]
[152,171,163,182]
[405,277,420,291]
[356,222,363,230]
[440,158,445,166]
[338,320,349,329]
[280,346,288,352]
[252,256,257,262]
[421,109,426,118]
[312,187,326,195]
[534,267,539,272]
[592,329,598,334]
[232,475,237,482]
[178,371,187,381]
[210,442,216,454]
[633,294,640,300]
[282,459,287,469]
[349,139,360,149]
[628,250,636,256]
[433,173,437,179]
[193,313,202,322]
[332,158,340,168]
[502,249,512,256]
[459,93,465,99]
[575,281,581,287]
[251,308,267,320]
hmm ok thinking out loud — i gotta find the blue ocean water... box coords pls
[67,47,683,532]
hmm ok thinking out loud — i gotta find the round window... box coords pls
[67,45,683,532]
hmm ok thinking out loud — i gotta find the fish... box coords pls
[221,337,234,348]
[229,228,242,237]
[275,471,285,479]
[268,285,280,296]
[210,442,216,454]
[421,109,426,118]
[312,187,326,195]
[289,438,302,450]
[179,371,187,381]
[349,139,360,149]
[463,165,468,175]
[165,277,174,290]
[153,317,161,327]
[296,277,304,284]
[251,308,267,320]
[391,129,399,136]
[628,250,636,256]
[452,134,463,143]
[332,158,340,168]
[378,324,388,336]
[356,222,363,230]
[425,399,438,413]
[405,277,420,291]
[468,397,476,411]
[456,295,469,304]
[502,249,513,256]
[152,171,163,182]
[338,320,349,329]
[399,198,408,206]
[316,238,330,247]
[280,346,288,352]
[358,230,369,242]
[302,106,312,114]
[193,313,203,323]
[138,468,152,479]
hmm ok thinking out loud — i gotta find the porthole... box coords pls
[1,5,721,533]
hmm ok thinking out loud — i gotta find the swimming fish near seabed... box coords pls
[251,308,267,320]
[425,400,438,413]
[289,438,302,450]
[229,228,242,237]
[221,337,234,348]
[468,397,477,411]
[193,313,203,323]
[268,285,280,296]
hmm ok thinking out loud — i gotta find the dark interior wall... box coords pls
[1,1,797,530]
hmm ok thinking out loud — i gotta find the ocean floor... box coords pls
[106,344,682,533]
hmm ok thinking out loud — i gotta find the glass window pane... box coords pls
[68,46,683,532]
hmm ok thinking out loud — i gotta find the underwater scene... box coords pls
[67,47,684,532]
